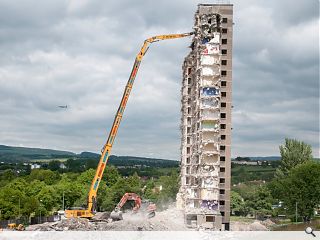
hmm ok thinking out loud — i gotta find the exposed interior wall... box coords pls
[177,4,233,230]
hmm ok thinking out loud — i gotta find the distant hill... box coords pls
[107,155,178,167]
[0,145,178,167]
[0,145,75,162]
[232,156,281,161]
[249,156,281,161]
[233,157,320,161]
[78,151,100,159]
[77,152,178,167]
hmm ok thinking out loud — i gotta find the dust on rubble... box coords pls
[26,207,275,231]
[26,207,189,231]
[230,219,275,231]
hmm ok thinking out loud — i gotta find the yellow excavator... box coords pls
[65,32,193,218]
[7,223,25,231]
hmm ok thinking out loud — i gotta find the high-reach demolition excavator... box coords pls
[65,32,193,219]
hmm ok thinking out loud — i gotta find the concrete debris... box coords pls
[26,218,96,231]
[230,220,269,231]
[91,212,110,221]
[261,219,276,228]
[26,207,189,231]
[25,209,273,231]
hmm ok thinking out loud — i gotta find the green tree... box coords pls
[73,169,96,207]
[48,160,61,172]
[1,169,16,181]
[6,178,28,192]
[26,180,46,196]
[231,191,245,216]
[22,196,40,217]
[76,169,96,185]
[29,169,61,185]
[65,158,82,172]
[0,186,24,219]
[233,184,274,217]
[102,165,120,187]
[246,186,273,217]
[85,159,98,170]
[155,169,179,209]
[56,174,84,209]
[270,161,320,221]
[37,185,60,213]
[276,138,313,177]
[143,180,158,203]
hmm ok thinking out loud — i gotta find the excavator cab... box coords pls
[7,223,25,231]
[64,207,94,218]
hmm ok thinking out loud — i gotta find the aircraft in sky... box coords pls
[58,105,68,109]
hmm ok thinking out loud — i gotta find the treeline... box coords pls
[0,165,179,220]
[0,155,179,180]
[231,164,279,185]
[1,138,318,223]
[231,138,320,222]
[38,157,178,177]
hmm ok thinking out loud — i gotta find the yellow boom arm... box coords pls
[65,32,193,218]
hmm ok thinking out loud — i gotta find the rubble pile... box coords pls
[261,219,276,228]
[101,207,188,231]
[230,220,269,231]
[26,207,188,231]
[26,209,274,231]
[26,218,96,231]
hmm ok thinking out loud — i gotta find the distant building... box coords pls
[59,163,67,169]
[31,163,41,169]
[232,161,258,166]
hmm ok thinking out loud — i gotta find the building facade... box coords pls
[177,4,233,230]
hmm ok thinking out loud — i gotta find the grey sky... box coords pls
[0,0,319,159]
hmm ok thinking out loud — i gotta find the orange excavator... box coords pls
[110,193,156,221]
[65,32,193,219]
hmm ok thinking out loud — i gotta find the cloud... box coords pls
[0,0,319,159]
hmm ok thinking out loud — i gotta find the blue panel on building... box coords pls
[202,87,219,96]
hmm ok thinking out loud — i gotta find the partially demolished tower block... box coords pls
[177,4,233,230]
